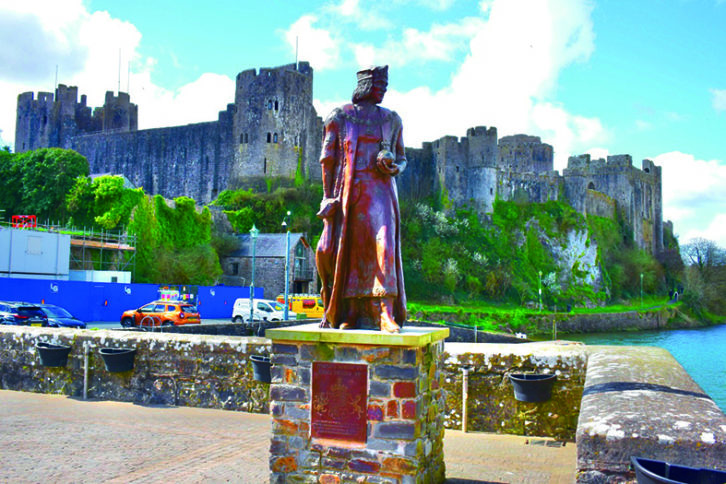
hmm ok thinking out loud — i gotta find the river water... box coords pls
[567,324,726,413]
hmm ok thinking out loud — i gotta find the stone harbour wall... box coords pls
[576,345,726,482]
[442,341,588,441]
[0,325,270,413]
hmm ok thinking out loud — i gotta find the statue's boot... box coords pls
[378,297,400,333]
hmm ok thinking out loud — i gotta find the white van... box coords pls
[232,298,297,323]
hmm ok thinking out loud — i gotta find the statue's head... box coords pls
[352,65,388,104]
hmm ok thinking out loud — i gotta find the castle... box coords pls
[15,62,663,254]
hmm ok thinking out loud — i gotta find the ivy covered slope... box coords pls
[66,175,221,285]
[401,198,668,308]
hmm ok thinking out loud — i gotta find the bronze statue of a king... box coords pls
[316,65,408,333]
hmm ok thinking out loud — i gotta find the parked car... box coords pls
[0,301,49,327]
[275,294,324,318]
[39,304,87,329]
[120,301,201,328]
[232,298,296,323]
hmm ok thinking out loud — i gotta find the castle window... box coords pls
[274,100,279,110]
[268,100,273,110]
[231,262,239,275]
[644,167,650,173]
[264,158,267,173]
[587,182,595,190]
[267,133,271,143]
[240,133,244,143]
[42,115,47,125]
[490,188,493,196]
[244,133,249,143]
[273,133,278,143]
[456,166,459,172]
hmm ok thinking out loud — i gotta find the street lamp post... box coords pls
[538,270,543,312]
[249,224,259,324]
[282,211,291,321]
[640,272,644,308]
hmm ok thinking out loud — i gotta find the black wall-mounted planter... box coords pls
[631,456,726,484]
[36,342,72,368]
[250,355,271,384]
[509,373,557,402]
[100,347,136,373]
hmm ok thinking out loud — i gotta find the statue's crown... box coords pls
[357,65,388,82]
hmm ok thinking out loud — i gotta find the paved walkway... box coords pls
[0,390,575,483]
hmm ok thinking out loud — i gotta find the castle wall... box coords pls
[563,154,663,253]
[71,107,234,203]
[496,170,561,205]
[15,64,665,255]
[398,143,438,203]
[583,189,616,219]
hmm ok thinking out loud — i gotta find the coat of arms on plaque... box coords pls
[311,362,368,443]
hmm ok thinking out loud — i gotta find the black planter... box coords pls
[509,373,557,402]
[631,456,726,484]
[99,347,136,373]
[250,355,271,384]
[36,342,71,367]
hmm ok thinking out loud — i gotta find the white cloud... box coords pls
[326,0,393,30]
[0,0,235,149]
[710,88,726,112]
[132,72,234,129]
[653,151,726,248]
[364,0,604,170]
[352,18,486,67]
[284,15,341,71]
[682,214,726,249]
[586,147,610,161]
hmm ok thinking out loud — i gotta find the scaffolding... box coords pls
[68,228,137,277]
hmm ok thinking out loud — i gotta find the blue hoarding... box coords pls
[0,277,262,322]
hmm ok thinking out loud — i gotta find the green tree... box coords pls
[67,175,144,231]
[16,148,89,221]
[0,150,22,218]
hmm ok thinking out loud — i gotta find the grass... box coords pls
[409,297,673,316]
[408,297,680,335]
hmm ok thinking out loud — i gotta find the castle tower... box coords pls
[15,85,134,153]
[497,134,553,173]
[231,62,320,185]
[15,90,57,152]
[563,154,664,254]
[100,91,138,132]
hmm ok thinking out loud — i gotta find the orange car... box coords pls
[120,301,201,328]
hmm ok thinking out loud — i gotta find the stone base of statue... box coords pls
[266,323,449,483]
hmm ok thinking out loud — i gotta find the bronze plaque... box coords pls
[311,362,368,443]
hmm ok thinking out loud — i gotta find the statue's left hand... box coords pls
[376,151,400,176]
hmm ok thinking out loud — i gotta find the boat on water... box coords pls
[631,456,726,484]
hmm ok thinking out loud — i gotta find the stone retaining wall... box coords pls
[442,342,588,441]
[0,325,270,413]
[2,325,725,481]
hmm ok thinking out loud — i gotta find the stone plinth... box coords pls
[267,323,449,484]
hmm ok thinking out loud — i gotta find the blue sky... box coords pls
[1,0,724,248]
